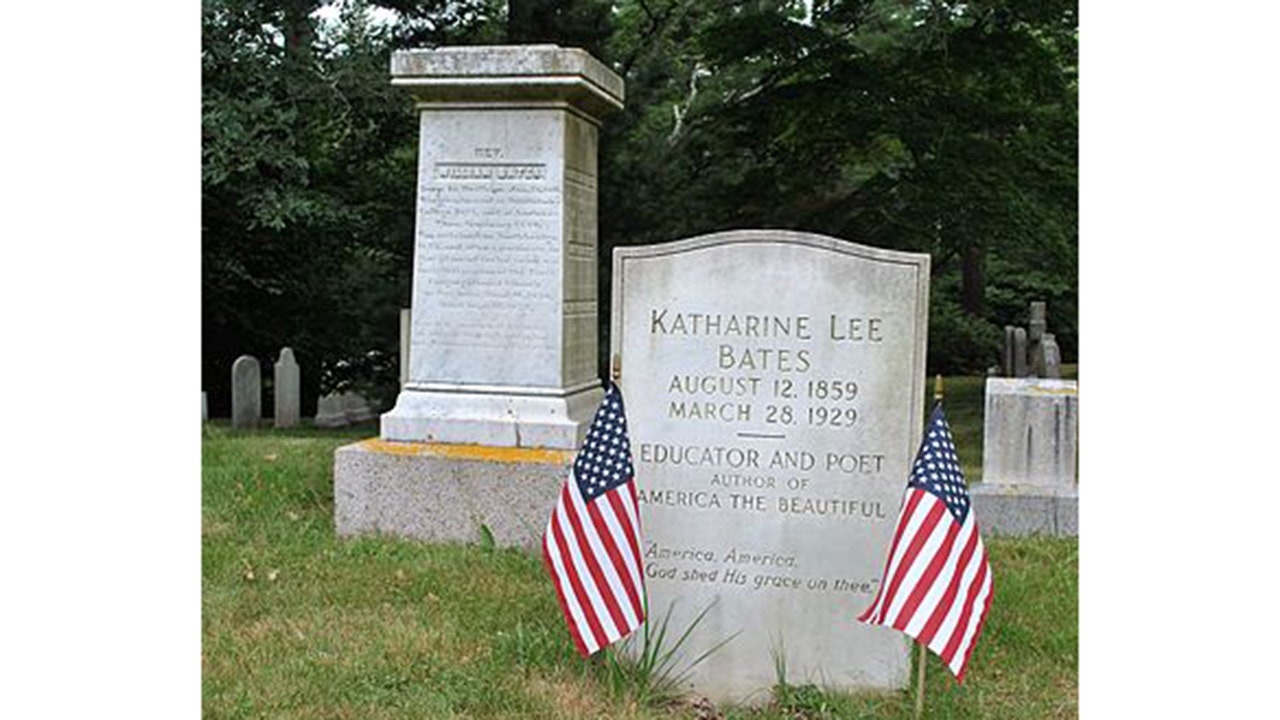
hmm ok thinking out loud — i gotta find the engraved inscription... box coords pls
[417,180,560,351]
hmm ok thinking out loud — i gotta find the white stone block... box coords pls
[981,378,1078,488]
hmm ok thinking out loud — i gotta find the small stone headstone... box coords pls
[231,356,261,429]
[1002,326,1017,376]
[274,348,300,428]
[1012,327,1029,377]
[201,391,208,422]
[315,392,350,428]
[343,392,377,423]
[1042,333,1062,379]
[1028,301,1047,344]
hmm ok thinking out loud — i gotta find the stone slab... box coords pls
[274,347,300,428]
[969,483,1078,537]
[982,378,1078,488]
[334,439,572,547]
[231,355,260,429]
[611,230,930,704]
[315,392,350,428]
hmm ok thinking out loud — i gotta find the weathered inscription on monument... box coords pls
[412,113,565,386]
[612,230,929,702]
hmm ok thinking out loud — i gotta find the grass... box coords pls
[203,376,1077,718]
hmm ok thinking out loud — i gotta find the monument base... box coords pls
[969,483,1078,537]
[334,439,571,547]
[380,384,603,449]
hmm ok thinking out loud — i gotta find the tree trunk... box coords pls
[961,242,986,316]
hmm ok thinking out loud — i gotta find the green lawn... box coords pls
[203,378,1077,718]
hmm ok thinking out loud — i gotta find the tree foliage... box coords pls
[202,0,1077,412]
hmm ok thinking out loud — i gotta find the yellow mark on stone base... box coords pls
[357,439,573,465]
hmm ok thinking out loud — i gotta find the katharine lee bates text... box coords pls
[634,308,896,595]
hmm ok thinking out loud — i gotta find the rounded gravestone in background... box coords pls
[231,355,261,429]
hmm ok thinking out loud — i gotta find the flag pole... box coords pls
[914,373,944,719]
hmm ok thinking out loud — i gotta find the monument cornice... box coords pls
[391,44,625,119]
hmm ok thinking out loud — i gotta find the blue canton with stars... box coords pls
[573,385,635,501]
[908,404,971,524]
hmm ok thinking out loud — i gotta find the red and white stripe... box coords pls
[857,487,993,682]
[542,472,645,656]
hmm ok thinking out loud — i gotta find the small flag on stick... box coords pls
[542,384,646,657]
[857,403,993,682]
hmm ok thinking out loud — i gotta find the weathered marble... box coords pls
[231,356,261,429]
[981,378,1077,488]
[1002,326,1017,377]
[379,45,624,449]
[1041,333,1062,379]
[1012,327,1029,377]
[611,230,930,703]
[315,392,350,428]
[399,308,411,389]
[344,392,378,423]
[274,347,300,429]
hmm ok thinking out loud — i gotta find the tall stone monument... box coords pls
[335,45,624,546]
[379,45,622,449]
[612,230,930,703]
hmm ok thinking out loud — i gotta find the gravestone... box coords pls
[1002,326,1017,376]
[335,45,624,547]
[274,347,300,428]
[202,391,208,422]
[315,392,349,428]
[970,377,1078,536]
[1041,333,1062,379]
[230,356,261,429]
[378,44,623,449]
[612,230,929,703]
[982,378,1077,488]
[1012,327,1028,377]
[343,392,377,423]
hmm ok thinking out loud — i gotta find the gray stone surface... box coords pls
[1002,326,1017,376]
[390,44,624,118]
[970,483,1077,537]
[274,347,300,429]
[315,392,350,428]
[231,355,261,429]
[344,392,378,423]
[380,44,625,449]
[1041,333,1062,379]
[202,391,208,422]
[1012,327,1028,377]
[1028,301,1047,344]
[334,440,572,546]
[399,308,411,389]
[611,230,930,703]
[982,378,1078,488]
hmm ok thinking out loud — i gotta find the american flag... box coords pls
[542,384,645,657]
[857,404,993,682]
